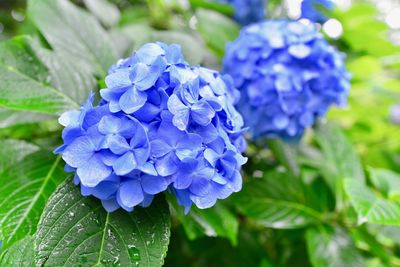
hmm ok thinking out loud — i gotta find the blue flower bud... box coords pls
[223,20,350,140]
[56,42,247,213]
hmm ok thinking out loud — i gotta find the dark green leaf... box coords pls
[28,0,117,76]
[266,138,300,177]
[344,179,400,225]
[306,226,365,267]
[234,171,322,228]
[0,152,66,249]
[0,236,34,267]
[35,179,171,266]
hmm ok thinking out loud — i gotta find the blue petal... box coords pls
[105,69,131,88]
[98,115,122,135]
[189,177,211,197]
[103,135,130,155]
[155,153,178,176]
[141,175,169,194]
[113,152,137,176]
[77,155,112,187]
[101,198,120,212]
[191,101,215,126]
[119,87,147,114]
[151,139,172,158]
[62,136,95,168]
[117,180,144,208]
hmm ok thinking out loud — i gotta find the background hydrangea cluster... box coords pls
[56,42,247,213]
[215,0,265,25]
[301,0,335,23]
[223,19,350,140]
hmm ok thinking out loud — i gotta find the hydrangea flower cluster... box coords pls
[223,20,350,140]
[301,0,334,23]
[215,0,265,25]
[56,42,247,213]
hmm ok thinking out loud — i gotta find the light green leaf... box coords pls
[344,179,400,225]
[0,236,34,267]
[196,8,240,57]
[0,108,54,128]
[306,226,365,267]
[368,167,400,200]
[315,122,365,209]
[315,122,365,183]
[151,31,206,65]
[28,0,117,76]
[0,36,79,114]
[0,152,66,249]
[234,171,322,228]
[0,139,39,171]
[170,199,238,245]
[83,0,120,28]
[35,179,171,266]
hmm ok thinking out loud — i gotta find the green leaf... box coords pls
[315,122,365,209]
[0,36,78,114]
[0,108,53,128]
[0,152,66,249]
[0,236,34,267]
[315,122,365,182]
[151,31,207,65]
[195,8,239,58]
[28,0,117,76]
[0,139,39,171]
[368,167,400,200]
[31,39,97,105]
[266,138,300,177]
[169,199,238,245]
[344,179,400,225]
[306,226,365,267]
[35,179,171,266]
[83,0,120,28]
[234,171,322,228]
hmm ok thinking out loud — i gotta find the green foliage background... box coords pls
[0,0,399,266]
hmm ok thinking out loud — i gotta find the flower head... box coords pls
[301,0,334,23]
[57,42,246,213]
[223,20,350,140]
[214,0,265,25]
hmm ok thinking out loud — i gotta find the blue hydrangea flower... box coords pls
[223,20,350,140]
[213,0,265,25]
[56,42,246,213]
[301,0,334,23]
